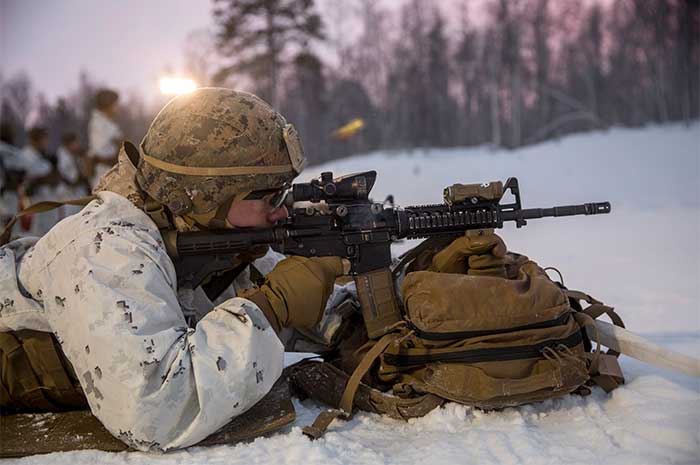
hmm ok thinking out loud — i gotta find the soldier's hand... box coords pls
[428,229,508,277]
[239,256,348,333]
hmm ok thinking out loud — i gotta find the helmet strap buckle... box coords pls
[144,199,173,230]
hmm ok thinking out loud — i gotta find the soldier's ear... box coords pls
[123,141,141,169]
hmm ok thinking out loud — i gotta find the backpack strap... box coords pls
[565,289,626,355]
[0,196,97,246]
[302,332,400,439]
[571,301,626,392]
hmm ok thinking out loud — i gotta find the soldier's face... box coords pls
[226,193,288,228]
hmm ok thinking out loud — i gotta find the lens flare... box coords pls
[159,77,197,95]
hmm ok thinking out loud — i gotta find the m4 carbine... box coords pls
[171,171,611,339]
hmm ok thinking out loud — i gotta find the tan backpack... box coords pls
[295,254,625,439]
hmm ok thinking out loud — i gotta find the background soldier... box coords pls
[0,123,26,227]
[20,126,61,236]
[56,132,89,218]
[87,89,123,188]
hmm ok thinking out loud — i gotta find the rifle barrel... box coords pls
[502,202,611,222]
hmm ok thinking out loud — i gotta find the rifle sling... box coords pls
[0,196,97,246]
[302,332,400,440]
[201,261,264,303]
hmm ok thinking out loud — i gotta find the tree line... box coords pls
[2,0,698,166]
[212,0,698,164]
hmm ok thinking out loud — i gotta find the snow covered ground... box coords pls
[5,124,699,464]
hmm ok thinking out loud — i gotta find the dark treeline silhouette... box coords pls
[213,0,698,164]
[2,0,697,165]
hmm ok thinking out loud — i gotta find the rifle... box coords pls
[169,171,611,338]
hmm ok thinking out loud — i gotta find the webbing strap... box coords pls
[582,303,625,328]
[565,289,602,305]
[141,153,294,176]
[302,333,399,439]
[566,289,626,391]
[590,353,625,392]
[583,304,624,357]
[0,196,97,246]
[301,409,347,440]
[339,333,398,413]
[573,312,602,375]
[566,289,626,357]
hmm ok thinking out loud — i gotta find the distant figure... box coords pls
[0,123,25,226]
[56,132,89,217]
[87,89,123,188]
[20,127,61,236]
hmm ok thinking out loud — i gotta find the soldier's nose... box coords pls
[267,205,288,223]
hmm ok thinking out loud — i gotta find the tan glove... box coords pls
[428,229,508,277]
[239,256,347,333]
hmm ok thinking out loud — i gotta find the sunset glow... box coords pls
[159,77,197,95]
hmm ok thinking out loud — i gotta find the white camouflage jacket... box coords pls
[0,191,285,451]
[88,110,123,187]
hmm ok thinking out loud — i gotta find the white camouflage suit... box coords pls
[0,191,287,451]
[88,109,123,188]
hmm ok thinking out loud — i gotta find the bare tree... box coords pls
[280,50,328,163]
[674,0,700,123]
[426,10,457,147]
[530,0,551,132]
[496,0,524,147]
[337,0,391,106]
[2,72,34,131]
[453,3,492,146]
[183,29,219,87]
[483,25,502,148]
[212,0,325,107]
[383,0,433,148]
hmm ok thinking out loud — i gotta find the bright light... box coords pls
[159,77,197,95]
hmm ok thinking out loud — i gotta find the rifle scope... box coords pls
[290,171,377,203]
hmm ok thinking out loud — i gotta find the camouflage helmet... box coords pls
[136,87,305,215]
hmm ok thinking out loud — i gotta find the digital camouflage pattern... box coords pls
[93,143,147,209]
[137,88,300,215]
[0,192,286,451]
